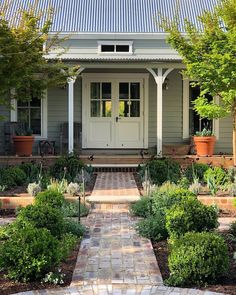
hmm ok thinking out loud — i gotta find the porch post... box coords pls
[157,68,163,156]
[67,77,76,154]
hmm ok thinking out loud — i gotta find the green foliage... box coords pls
[204,167,229,187]
[59,233,78,259]
[50,154,84,182]
[19,162,41,183]
[17,204,65,238]
[184,163,209,183]
[62,200,89,217]
[0,1,72,109]
[130,197,152,218]
[0,223,61,282]
[230,221,236,237]
[63,219,85,237]
[151,188,196,215]
[6,167,27,186]
[35,189,65,209]
[167,232,229,286]
[0,166,27,188]
[195,128,214,137]
[161,0,236,158]
[166,198,219,239]
[146,159,181,185]
[135,211,168,241]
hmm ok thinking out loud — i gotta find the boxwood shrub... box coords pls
[130,196,152,218]
[17,204,65,238]
[167,232,229,286]
[35,189,65,209]
[166,197,219,238]
[0,223,61,282]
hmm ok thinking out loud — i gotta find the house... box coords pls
[0,0,232,158]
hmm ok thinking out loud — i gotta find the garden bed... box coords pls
[153,233,236,295]
[0,240,80,295]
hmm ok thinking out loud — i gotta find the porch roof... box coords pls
[5,0,219,34]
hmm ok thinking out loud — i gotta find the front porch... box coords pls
[0,154,234,169]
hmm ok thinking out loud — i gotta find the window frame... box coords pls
[10,91,48,139]
[182,79,219,140]
[97,41,133,55]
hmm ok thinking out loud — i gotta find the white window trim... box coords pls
[10,90,48,140]
[97,41,133,54]
[182,79,219,140]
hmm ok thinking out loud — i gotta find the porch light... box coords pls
[163,78,169,90]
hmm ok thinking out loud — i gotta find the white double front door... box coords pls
[83,75,147,149]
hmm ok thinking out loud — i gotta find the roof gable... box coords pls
[4,0,220,33]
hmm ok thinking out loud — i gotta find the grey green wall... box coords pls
[0,68,233,155]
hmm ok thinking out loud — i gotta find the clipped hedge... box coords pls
[166,197,219,238]
[0,223,61,282]
[35,189,65,209]
[17,204,65,238]
[167,232,229,286]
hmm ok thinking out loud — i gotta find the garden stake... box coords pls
[82,168,86,203]
[78,195,81,222]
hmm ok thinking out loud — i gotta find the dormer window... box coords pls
[98,41,133,54]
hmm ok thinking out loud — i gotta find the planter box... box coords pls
[0,194,79,209]
[198,196,236,211]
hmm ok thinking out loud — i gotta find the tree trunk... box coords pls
[233,112,236,166]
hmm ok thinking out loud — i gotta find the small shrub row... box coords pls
[0,189,85,282]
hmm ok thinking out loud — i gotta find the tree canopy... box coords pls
[162,0,236,120]
[0,1,74,109]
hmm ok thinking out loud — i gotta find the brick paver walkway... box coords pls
[6,172,224,294]
[71,204,162,286]
[88,172,140,203]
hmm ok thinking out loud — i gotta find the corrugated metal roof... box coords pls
[3,0,219,33]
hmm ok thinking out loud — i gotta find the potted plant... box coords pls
[13,126,34,156]
[193,128,216,156]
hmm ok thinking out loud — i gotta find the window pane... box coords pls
[31,108,41,135]
[130,101,140,117]
[101,45,115,52]
[119,83,129,100]
[91,83,100,100]
[102,101,112,117]
[130,83,140,100]
[91,101,100,117]
[18,101,29,107]
[116,45,129,52]
[119,101,129,117]
[102,83,111,100]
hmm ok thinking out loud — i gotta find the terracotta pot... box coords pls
[193,136,216,156]
[13,136,35,156]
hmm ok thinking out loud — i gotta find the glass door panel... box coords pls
[119,82,140,117]
[90,82,112,117]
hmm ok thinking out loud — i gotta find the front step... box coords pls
[90,203,131,210]
[93,165,138,172]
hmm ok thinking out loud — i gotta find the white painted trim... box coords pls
[157,68,163,156]
[97,41,133,54]
[10,99,17,122]
[82,73,149,79]
[144,75,149,149]
[163,68,174,83]
[183,77,190,139]
[48,32,173,40]
[67,77,76,153]
[10,93,48,139]
[82,77,87,149]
